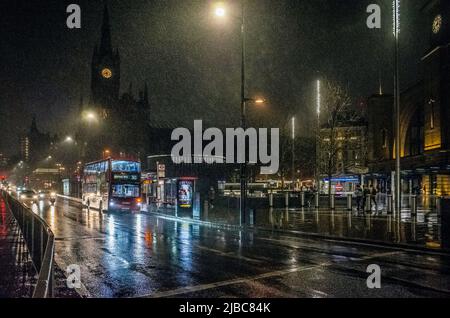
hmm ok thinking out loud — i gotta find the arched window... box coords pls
[429,100,435,130]
[405,106,424,156]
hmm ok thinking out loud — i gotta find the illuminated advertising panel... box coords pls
[177,180,193,208]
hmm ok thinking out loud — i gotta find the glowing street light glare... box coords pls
[84,111,97,122]
[65,136,73,143]
[254,98,265,104]
[215,7,226,17]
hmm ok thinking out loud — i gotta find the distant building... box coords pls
[77,5,151,163]
[19,115,54,165]
[20,136,30,162]
[318,119,368,193]
[0,153,9,169]
[366,0,450,196]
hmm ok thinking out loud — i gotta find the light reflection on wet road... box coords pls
[26,197,450,298]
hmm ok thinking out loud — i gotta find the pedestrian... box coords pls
[362,185,370,213]
[355,185,363,212]
[208,186,216,209]
[370,185,378,214]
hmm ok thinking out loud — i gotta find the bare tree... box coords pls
[318,80,360,200]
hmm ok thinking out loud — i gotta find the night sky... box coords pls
[0,0,428,156]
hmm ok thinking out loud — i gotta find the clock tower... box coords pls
[90,5,120,113]
[421,0,450,151]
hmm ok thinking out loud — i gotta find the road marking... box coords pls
[138,249,406,298]
[359,251,403,260]
[197,245,263,264]
[140,262,331,298]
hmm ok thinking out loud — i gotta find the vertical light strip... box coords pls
[316,80,321,115]
[393,0,400,38]
[292,117,295,140]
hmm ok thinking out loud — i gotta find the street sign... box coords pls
[157,164,166,178]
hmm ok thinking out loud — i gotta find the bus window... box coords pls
[111,161,141,173]
[111,184,140,198]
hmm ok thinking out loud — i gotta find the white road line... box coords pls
[138,249,405,298]
[197,245,263,264]
[141,262,331,298]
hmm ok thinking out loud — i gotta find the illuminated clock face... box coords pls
[101,68,113,79]
[433,15,442,34]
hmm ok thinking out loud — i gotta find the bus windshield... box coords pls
[112,184,140,198]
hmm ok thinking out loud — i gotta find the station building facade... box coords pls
[366,0,450,196]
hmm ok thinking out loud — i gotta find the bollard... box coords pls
[365,195,372,212]
[249,209,255,226]
[285,192,289,208]
[315,192,320,209]
[347,194,353,211]
[301,192,305,208]
[330,194,335,210]
[269,192,274,208]
[387,195,393,214]
[411,195,417,216]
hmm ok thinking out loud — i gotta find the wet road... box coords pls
[27,197,450,298]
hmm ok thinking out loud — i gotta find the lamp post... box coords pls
[315,80,321,192]
[291,116,296,191]
[393,0,401,215]
[215,0,249,226]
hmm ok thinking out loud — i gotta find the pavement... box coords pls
[16,196,450,298]
[144,203,443,250]
[0,196,36,298]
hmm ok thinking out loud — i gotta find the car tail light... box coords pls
[136,198,142,203]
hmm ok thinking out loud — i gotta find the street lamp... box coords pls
[86,112,96,121]
[65,136,74,143]
[315,79,321,191]
[83,111,98,123]
[214,0,250,226]
[393,0,401,215]
[215,7,226,17]
[103,149,111,159]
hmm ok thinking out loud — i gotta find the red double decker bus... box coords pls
[82,158,142,213]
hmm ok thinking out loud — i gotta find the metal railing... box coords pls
[1,191,55,298]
